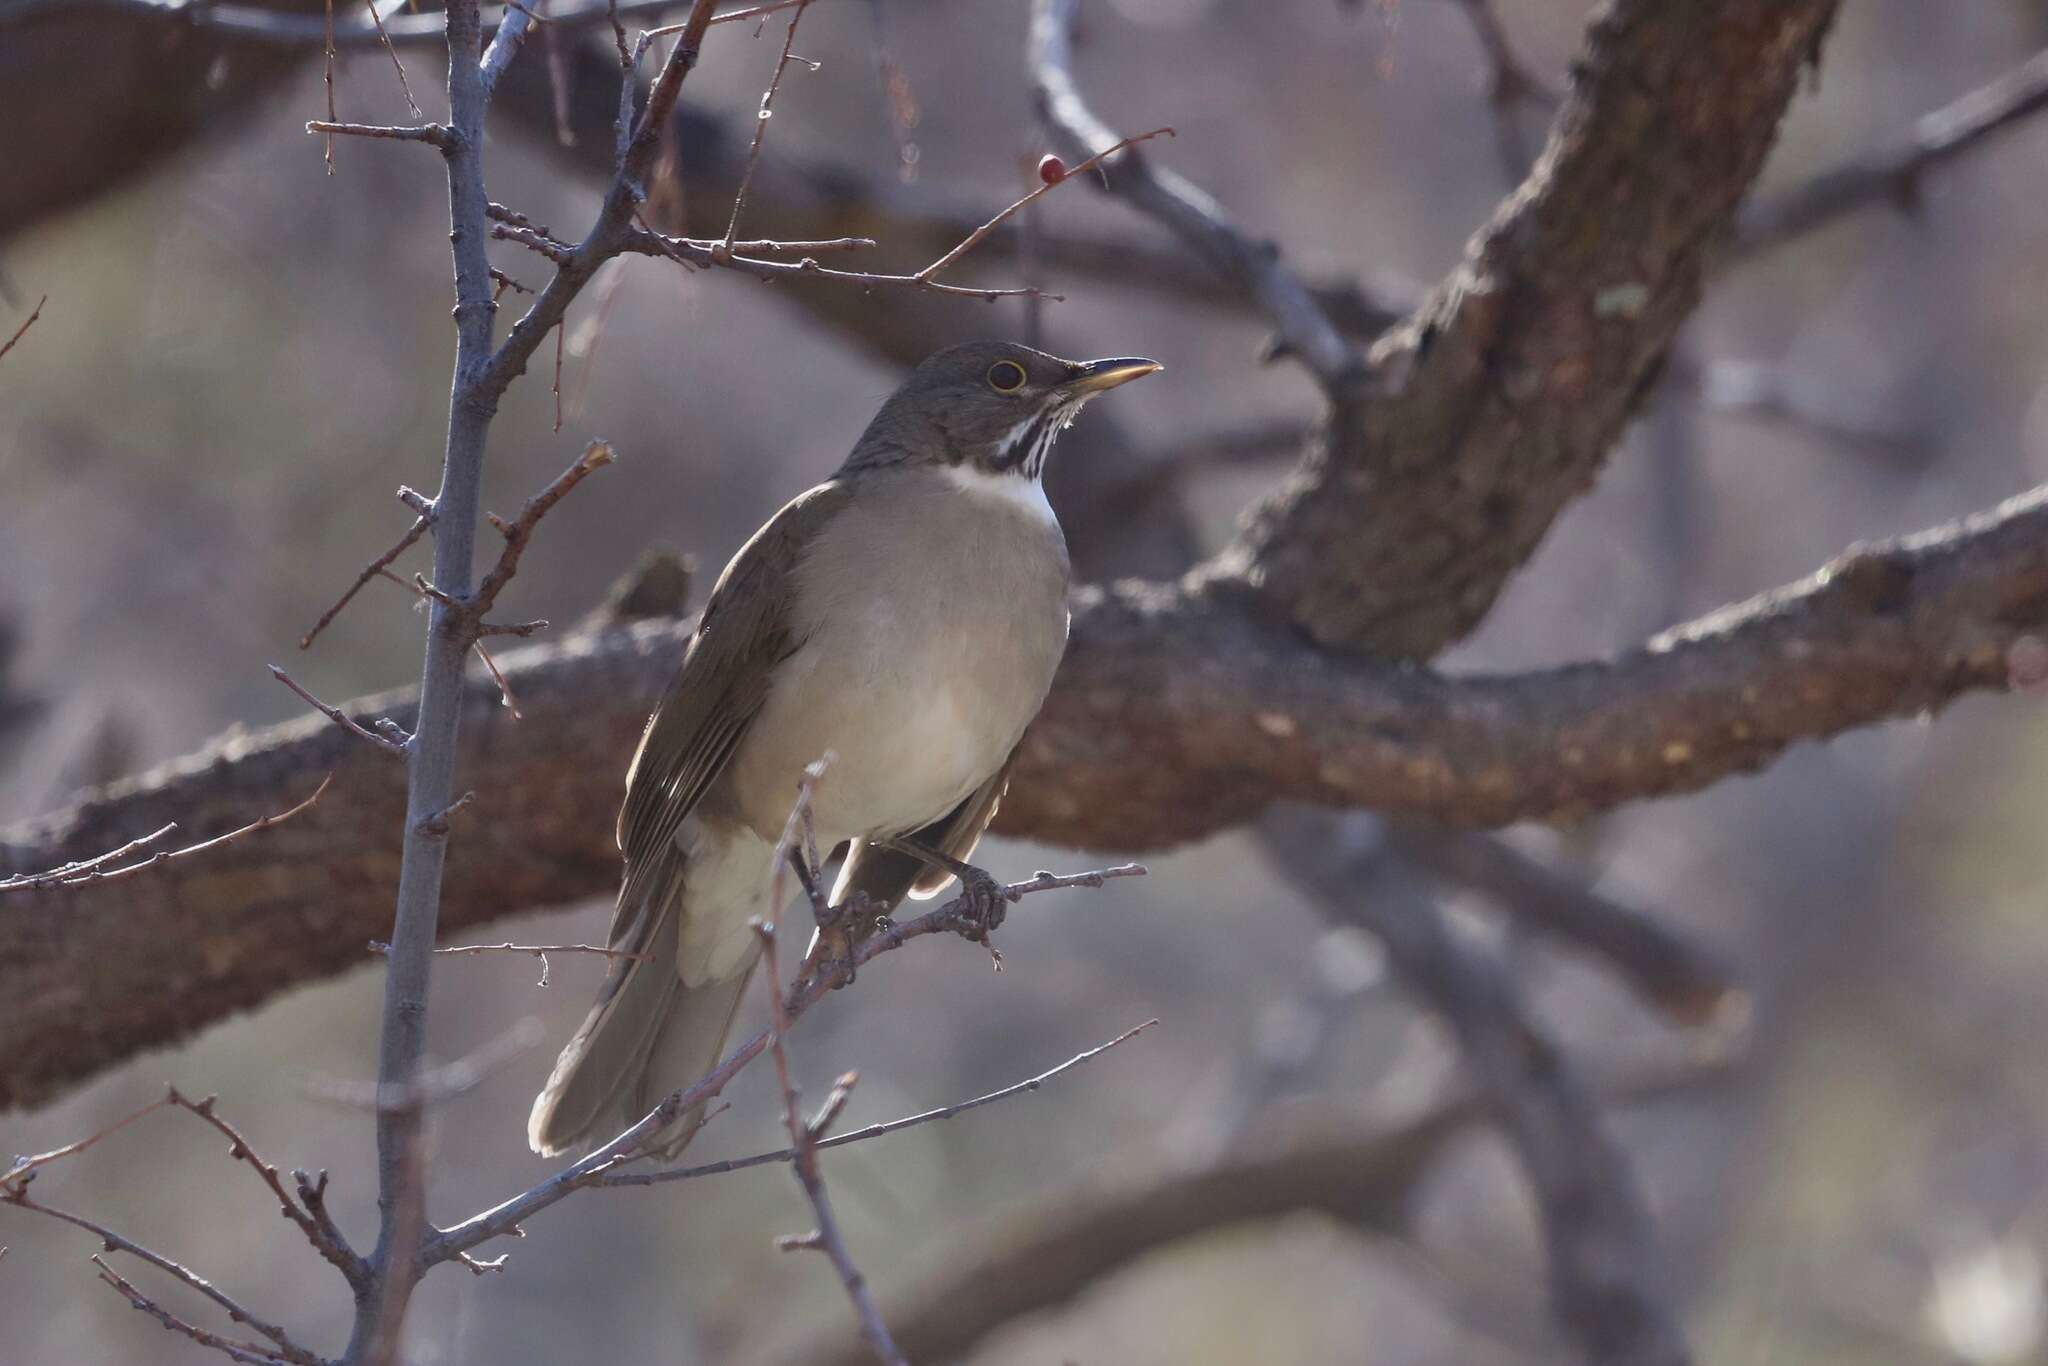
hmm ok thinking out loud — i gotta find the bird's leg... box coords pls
[876,836,1010,947]
[786,844,827,920]
[790,846,862,990]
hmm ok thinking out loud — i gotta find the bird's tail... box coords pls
[526,858,758,1159]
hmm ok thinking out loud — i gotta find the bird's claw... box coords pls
[955,866,1009,945]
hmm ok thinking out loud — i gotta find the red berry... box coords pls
[1037,154,1067,185]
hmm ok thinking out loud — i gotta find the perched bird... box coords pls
[528,341,1161,1157]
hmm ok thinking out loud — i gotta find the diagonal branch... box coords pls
[1734,45,2048,260]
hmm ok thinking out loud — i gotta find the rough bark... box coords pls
[7,484,2048,1109]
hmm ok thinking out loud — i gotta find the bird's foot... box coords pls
[953,864,1010,949]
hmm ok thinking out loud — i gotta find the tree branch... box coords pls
[785,1058,1726,1366]
[1265,808,1687,1366]
[5,482,2046,1107]
[1217,0,1841,659]
[1734,45,2048,260]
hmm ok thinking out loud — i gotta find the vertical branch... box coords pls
[344,0,501,1360]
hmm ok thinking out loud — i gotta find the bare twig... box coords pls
[470,439,616,623]
[753,914,907,1365]
[1,1183,324,1366]
[371,937,644,987]
[322,0,336,173]
[1031,0,1354,387]
[365,0,424,115]
[161,1089,370,1290]
[1,775,332,894]
[719,0,816,252]
[421,860,1145,1265]
[91,1258,301,1366]
[2,1095,176,1184]
[601,1019,1158,1186]
[300,511,433,650]
[0,295,47,363]
[268,665,408,755]
[305,120,452,147]
[1736,46,2048,260]
[789,1052,1730,1366]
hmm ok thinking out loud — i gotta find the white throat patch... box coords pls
[940,463,1058,527]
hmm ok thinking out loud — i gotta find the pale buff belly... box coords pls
[722,471,1070,848]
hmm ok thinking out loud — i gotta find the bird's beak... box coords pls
[1064,357,1164,395]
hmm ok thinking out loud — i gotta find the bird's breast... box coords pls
[726,470,1070,846]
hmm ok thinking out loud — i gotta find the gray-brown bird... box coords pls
[528,341,1161,1157]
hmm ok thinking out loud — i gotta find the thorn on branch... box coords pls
[414,790,477,837]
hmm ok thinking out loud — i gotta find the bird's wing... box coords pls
[608,479,852,946]
[830,748,1018,914]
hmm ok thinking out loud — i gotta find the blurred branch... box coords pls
[1031,0,1359,389]
[1448,0,1557,185]
[1734,45,2048,260]
[0,295,46,362]
[1385,824,1740,1026]
[1265,808,1688,1366]
[787,1055,1726,1366]
[9,480,2048,1105]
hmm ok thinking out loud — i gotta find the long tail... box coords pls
[526,857,757,1159]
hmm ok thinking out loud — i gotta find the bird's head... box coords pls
[849,341,1161,480]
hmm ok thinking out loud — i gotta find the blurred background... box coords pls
[6,0,2048,1362]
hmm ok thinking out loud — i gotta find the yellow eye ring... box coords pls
[987,360,1027,392]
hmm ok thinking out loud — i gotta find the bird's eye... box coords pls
[987,360,1027,392]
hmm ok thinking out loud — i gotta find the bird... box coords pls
[527,340,1162,1158]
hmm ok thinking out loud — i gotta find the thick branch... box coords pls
[5,484,2046,1108]
[1220,0,1841,659]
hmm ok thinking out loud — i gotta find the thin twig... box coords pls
[1735,45,2048,260]
[753,915,908,1366]
[0,823,178,888]
[599,1019,1158,1186]
[0,295,47,363]
[1,1095,175,1184]
[305,120,451,146]
[0,776,333,895]
[370,938,646,991]
[0,1185,324,1366]
[162,1089,370,1290]
[365,0,424,114]
[91,1258,300,1366]
[1030,0,1356,387]
[322,0,336,173]
[300,512,432,650]
[718,0,816,252]
[470,439,616,621]
[422,860,1146,1265]
[914,126,1171,285]
[268,666,408,755]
